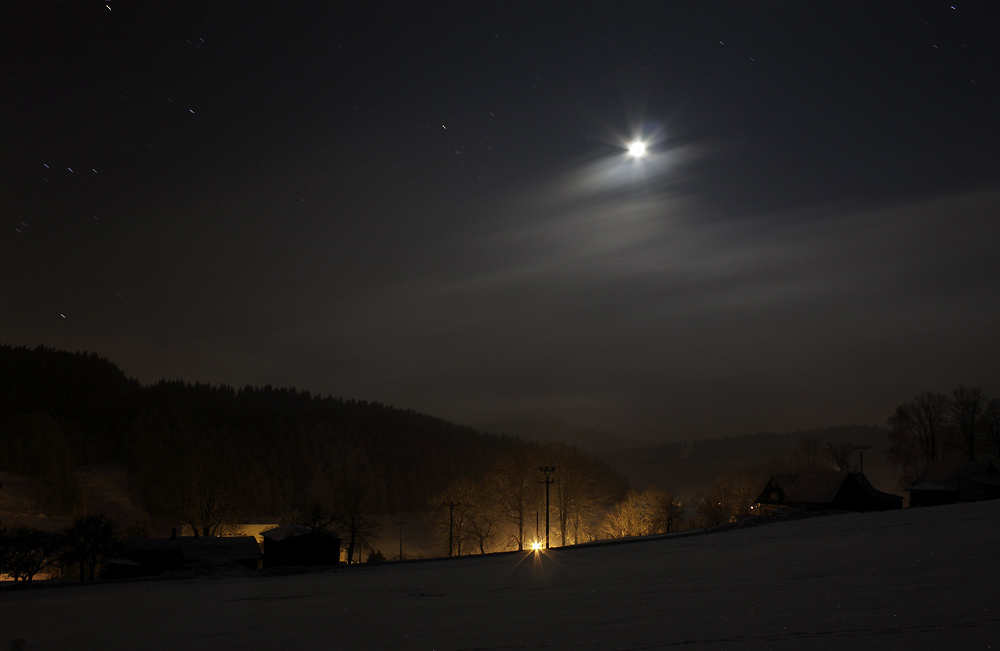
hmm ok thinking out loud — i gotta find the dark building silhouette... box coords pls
[261,525,342,567]
[908,459,1000,507]
[123,535,262,574]
[755,471,902,512]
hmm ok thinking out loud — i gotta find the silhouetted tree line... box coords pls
[600,486,683,538]
[0,515,122,583]
[678,386,1000,528]
[887,385,1000,484]
[429,443,627,554]
[684,434,890,529]
[0,344,622,538]
[604,424,889,502]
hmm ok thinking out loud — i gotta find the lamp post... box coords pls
[538,467,556,548]
[442,502,460,557]
[394,521,408,561]
[852,445,871,512]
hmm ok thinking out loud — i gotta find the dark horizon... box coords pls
[4,2,998,441]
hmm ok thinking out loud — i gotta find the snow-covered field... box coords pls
[4,500,999,650]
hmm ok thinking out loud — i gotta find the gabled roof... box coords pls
[783,471,852,505]
[756,471,902,510]
[262,524,314,542]
[126,536,261,561]
[186,536,261,561]
[913,459,1000,488]
[907,482,957,493]
[772,474,799,496]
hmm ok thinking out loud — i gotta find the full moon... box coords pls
[627,140,647,157]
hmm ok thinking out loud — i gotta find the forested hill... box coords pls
[0,344,526,519]
[0,343,139,416]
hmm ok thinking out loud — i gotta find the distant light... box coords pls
[627,141,647,158]
[531,541,542,551]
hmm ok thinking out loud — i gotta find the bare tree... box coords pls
[646,487,683,534]
[599,486,681,539]
[546,443,621,546]
[487,447,539,551]
[824,441,855,472]
[462,476,505,554]
[332,476,381,564]
[172,453,243,537]
[985,398,1000,461]
[285,502,338,534]
[600,490,650,539]
[1,527,62,583]
[887,392,949,483]
[790,438,824,471]
[949,385,985,461]
[431,477,477,556]
[0,522,10,580]
[61,514,122,582]
[696,469,762,527]
[430,475,503,555]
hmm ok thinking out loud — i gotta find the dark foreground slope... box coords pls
[5,499,998,650]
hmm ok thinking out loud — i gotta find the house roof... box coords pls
[261,524,314,541]
[772,474,799,496]
[126,536,261,561]
[760,471,902,508]
[783,471,854,505]
[186,536,261,561]
[126,538,185,553]
[913,459,1000,488]
[907,482,958,493]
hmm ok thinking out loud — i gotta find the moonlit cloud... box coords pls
[5,2,999,440]
[225,177,999,437]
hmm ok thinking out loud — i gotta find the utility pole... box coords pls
[394,521,408,561]
[538,467,556,548]
[852,445,871,512]
[443,502,460,557]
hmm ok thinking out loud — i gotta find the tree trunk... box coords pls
[346,534,356,564]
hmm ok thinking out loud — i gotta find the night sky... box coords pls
[3,1,999,441]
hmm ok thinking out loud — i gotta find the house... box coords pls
[123,535,262,575]
[907,459,1000,507]
[756,474,799,506]
[261,525,342,568]
[230,522,282,544]
[755,471,902,512]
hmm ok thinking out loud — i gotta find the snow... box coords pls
[4,500,1000,649]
